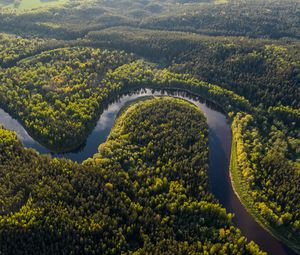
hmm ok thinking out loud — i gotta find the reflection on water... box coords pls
[0,88,296,255]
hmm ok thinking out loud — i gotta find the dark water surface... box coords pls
[0,88,297,255]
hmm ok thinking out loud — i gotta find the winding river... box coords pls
[0,88,297,255]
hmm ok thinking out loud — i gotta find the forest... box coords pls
[0,98,264,254]
[0,0,299,254]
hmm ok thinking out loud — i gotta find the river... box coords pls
[0,88,297,255]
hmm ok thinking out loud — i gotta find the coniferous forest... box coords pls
[0,0,299,254]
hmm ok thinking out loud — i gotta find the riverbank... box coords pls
[230,136,300,255]
[0,88,297,254]
[0,84,228,153]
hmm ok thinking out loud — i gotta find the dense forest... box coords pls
[0,47,135,150]
[87,27,300,109]
[0,0,299,254]
[0,98,264,254]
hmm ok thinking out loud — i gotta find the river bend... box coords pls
[0,88,296,255]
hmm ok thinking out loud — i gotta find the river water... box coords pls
[0,88,297,255]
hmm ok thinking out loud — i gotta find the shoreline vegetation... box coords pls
[230,136,300,255]
[0,47,250,152]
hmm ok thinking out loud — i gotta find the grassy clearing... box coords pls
[0,0,67,10]
[214,0,228,4]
